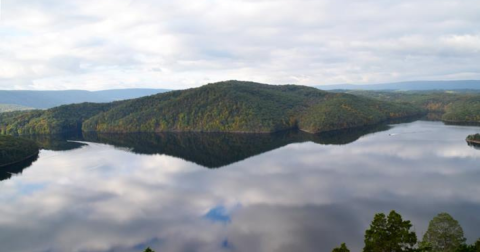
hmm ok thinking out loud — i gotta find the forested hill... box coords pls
[0,88,168,109]
[342,91,480,124]
[0,81,422,135]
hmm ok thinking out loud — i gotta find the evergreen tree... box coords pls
[363,210,418,252]
[332,243,350,252]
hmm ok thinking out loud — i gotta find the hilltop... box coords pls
[0,81,422,135]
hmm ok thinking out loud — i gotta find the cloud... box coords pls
[0,0,479,90]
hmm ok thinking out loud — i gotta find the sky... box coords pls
[0,0,479,90]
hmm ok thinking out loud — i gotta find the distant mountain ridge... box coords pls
[0,88,169,109]
[317,80,480,91]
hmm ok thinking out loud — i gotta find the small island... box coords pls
[466,134,480,144]
[466,134,480,149]
[0,136,39,168]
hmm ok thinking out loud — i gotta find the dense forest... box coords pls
[343,91,480,124]
[0,102,120,135]
[0,136,39,167]
[0,81,422,135]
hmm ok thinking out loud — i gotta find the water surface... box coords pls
[1,121,479,252]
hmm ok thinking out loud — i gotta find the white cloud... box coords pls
[0,0,479,90]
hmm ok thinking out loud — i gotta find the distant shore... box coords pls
[0,152,39,168]
[0,136,39,168]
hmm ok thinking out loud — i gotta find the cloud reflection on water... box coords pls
[0,121,479,252]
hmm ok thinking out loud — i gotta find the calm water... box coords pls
[1,121,480,252]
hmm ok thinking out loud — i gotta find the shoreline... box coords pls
[82,115,424,135]
[443,120,480,126]
[0,151,39,168]
[466,139,480,145]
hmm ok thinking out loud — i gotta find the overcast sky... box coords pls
[0,0,479,90]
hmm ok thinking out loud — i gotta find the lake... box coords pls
[1,120,479,252]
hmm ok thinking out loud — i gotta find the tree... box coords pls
[363,210,418,252]
[455,239,480,252]
[144,248,155,252]
[332,243,350,252]
[421,213,466,252]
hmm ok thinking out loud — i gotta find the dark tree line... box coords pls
[332,211,480,252]
[0,136,39,166]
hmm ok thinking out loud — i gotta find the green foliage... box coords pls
[442,97,480,123]
[467,134,480,141]
[0,81,422,135]
[297,94,419,133]
[421,213,466,252]
[0,136,39,166]
[83,81,318,133]
[84,82,420,134]
[455,239,480,252]
[332,243,351,252]
[144,248,155,252]
[346,90,480,124]
[363,210,418,252]
[0,102,118,135]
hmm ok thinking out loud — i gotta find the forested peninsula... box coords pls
[345,90,480,124]
[0,81,423,135]
[0,136,39,167]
